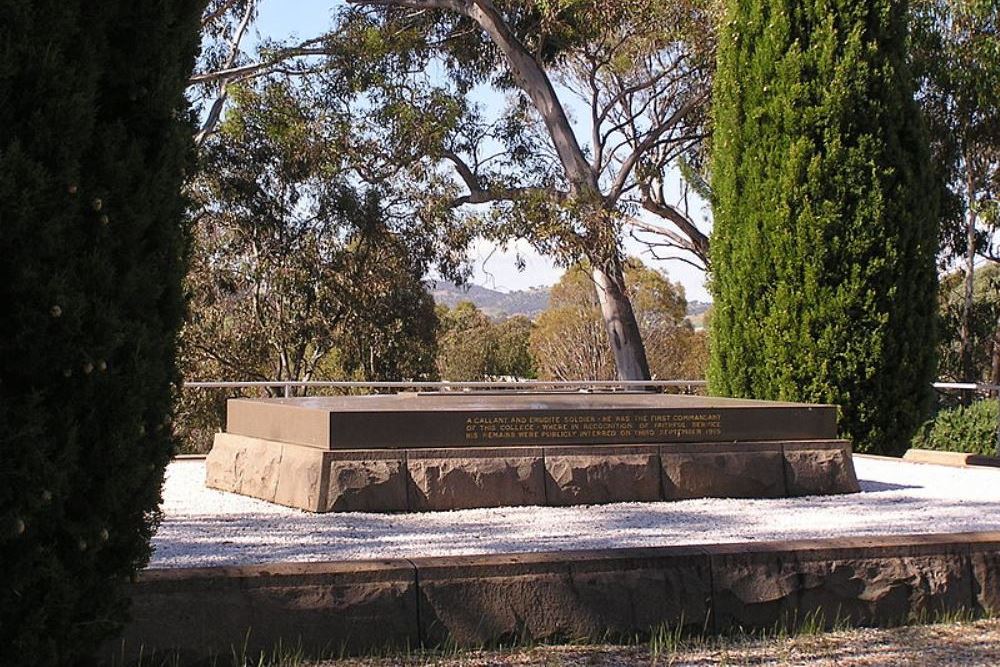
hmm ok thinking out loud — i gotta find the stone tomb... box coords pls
[205,393,860,512]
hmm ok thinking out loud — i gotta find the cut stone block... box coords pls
[226,393,838,449]
[661,442,785,499]
[783,441,860,496]
[413,547,712,647]
[112,560,418,663]
[971,537,1000,614]
[543,446,661,506]
[274,441,326,510]
[325,451,408,512]
[206,433,285,504]
[710,538,975,632]
[406,448,545,511]
[904,448,1000,469]
[207,435,409,512]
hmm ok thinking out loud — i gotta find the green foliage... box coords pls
[179,82,440,451]
[911,0,1000,259]
[937,264,1000,383]
[493,316,538,380]
[708,0,939,455]
[531,266,614,379]
[436,302,537,380]
[315,1,716,378]
[531,260,706,380]
[0,0,202,662]
[913,399,999,456]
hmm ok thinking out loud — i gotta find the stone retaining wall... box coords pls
[206,434,860,512]
[104,532,1000,664]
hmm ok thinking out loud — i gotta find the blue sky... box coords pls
[251,1,712,301]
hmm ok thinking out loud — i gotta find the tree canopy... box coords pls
[436,301,536,380]
[183,80,441,390]
[189,0,718,379]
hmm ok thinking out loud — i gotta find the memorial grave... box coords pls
[205,392,860,512]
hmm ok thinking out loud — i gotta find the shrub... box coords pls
[708,0,939,455]
[913,399,999,457]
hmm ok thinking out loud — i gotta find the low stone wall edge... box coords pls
[103,531,1000,664]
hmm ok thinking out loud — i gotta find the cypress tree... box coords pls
[0,1,202,662]
[708,0,939,455]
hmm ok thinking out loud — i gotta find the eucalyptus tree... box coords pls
[182,80,443,391]
[324,0,715,380]
[912,0,1000,383]
[530,260,702,381]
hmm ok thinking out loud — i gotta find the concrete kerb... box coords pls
[903,448,1000,469]
[104,531,1000,664]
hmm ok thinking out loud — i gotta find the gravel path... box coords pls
[149,455,1000,569]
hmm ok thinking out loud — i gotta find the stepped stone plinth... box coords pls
[205,393,859,512]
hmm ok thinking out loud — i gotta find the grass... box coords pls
[109,604,996,666]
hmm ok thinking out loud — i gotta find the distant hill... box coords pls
[429,281,550,319]
[687,300,711,316]
[430,280,711,322]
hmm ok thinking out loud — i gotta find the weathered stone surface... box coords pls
[209,435,863,512]
[543,446,661,506]
[206,433,284,503]
[208,434,328,511]
[273,443,326,511]
[204,433,241,492]
[108,560,419,663]
[661,443,785,499]
[326,451,408,512]
[407,448,545,511]
[710,541,975,632]
[413,548,712,647]
[783,441,861,496]
[971,536,1000,614]
[213,394,859,511]
[108,533,1000,662]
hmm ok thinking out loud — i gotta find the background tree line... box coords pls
[184,0,999,456]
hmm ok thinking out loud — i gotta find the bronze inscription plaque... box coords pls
[463,411,724,443]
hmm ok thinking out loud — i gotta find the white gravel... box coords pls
[149,456,1000,569]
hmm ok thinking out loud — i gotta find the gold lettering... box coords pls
[462,411,724,442]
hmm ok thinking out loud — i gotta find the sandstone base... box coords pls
[205,434,860,512]
[105,532,1000,663]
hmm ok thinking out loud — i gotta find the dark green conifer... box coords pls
[0,1,202,662]
[708,0,938,455]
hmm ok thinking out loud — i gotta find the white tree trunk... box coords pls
[592,264,651,381]
[960,157,977,390]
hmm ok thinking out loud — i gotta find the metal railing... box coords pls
[183,379,709,396]
[176,380,708,454]
[177,379,1000,457]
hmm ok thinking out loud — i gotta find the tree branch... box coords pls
[631,197,710,267]
[605,90,706,206]
[195,0,256,146]
[351,0,599,194]
[442,148,567,206]
[189,38,330,85]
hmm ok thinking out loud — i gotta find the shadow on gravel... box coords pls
[858,480,919,492]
